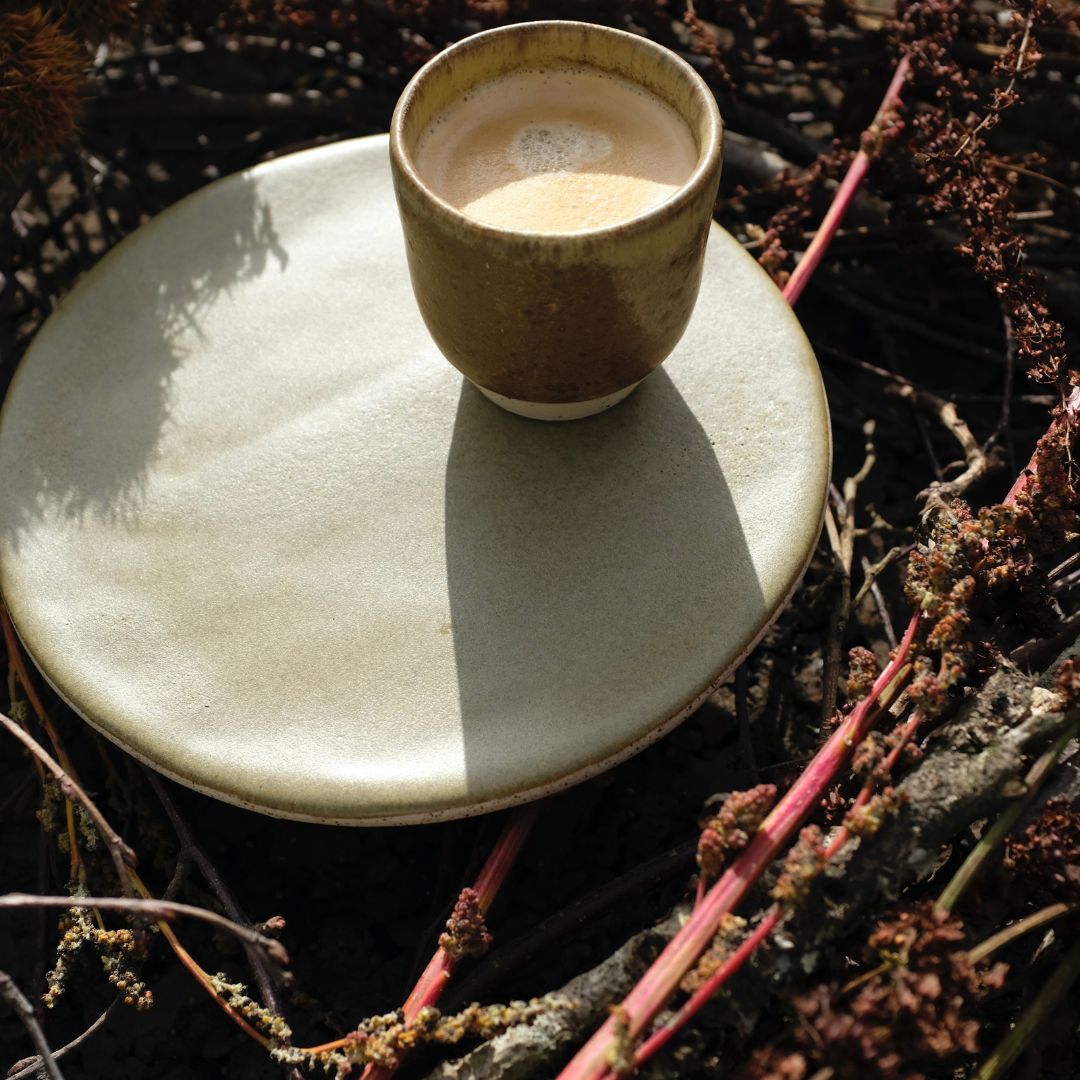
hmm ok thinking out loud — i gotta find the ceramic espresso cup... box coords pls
[389,21,723,420]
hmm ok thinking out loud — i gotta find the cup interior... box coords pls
[391,20,722,230]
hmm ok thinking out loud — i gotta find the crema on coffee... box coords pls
[413,67,698,233]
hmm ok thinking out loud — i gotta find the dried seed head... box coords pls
[0,8,87,172]
[438,887,493,961]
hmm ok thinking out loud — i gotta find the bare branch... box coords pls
[0,894,290,967]
[0,711,137,897]
[890,384,1006,510]
[0,968,64,1080]
[7,1001,118,1080]
[853,545,908,611]
[822,420,877,718]
[859,554,899,649]
[143,768,285,1016]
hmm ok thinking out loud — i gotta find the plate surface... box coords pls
[0,136,829,824]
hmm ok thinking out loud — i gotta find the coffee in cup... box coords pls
[390,21,723,420]
[413,67,698,234]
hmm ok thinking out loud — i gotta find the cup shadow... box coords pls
[443,369,766,805]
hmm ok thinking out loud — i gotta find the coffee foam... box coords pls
[414,67,698,233]
[510,122,613,175]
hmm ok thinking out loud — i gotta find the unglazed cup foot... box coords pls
[474,380,643,421]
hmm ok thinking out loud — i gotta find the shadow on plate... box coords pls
[443,369,765,804]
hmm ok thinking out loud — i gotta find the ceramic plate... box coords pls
[0,136,829,824]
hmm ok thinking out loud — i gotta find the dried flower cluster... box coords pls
[893,0,1072,387]
[903,430,1077,717]
[1003,797,1080,904]
[846,646,880,703]
[209,973,293,1041]
[751,144,854,287]
[438,886,493,960]
[271,996,570,1074]
[696,784,778,884]
[744,903,1007,1080]
[771,825,827,908]
[906,503,1035,715]
[605,1003,635,1076]
[0,7,87,171]
[36,773,101,861]
[681,4,738,94]
[851,727,919,790]
[844,787,904,840]
[1014,425,1080,555]
[45,903,153,1010]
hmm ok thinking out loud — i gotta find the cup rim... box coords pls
[389,19,723,244]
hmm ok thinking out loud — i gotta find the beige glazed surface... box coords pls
[0,135,830,825]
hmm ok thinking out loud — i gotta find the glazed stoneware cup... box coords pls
[389,20,723,420]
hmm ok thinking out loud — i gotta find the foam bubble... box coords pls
[510,122,613,175]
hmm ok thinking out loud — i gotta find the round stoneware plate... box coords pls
[0,135,830,825]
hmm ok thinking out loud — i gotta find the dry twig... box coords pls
[143,769,285,1017]
[0,711,137,894]
[0,894,289,965]
[822,420,877,718]
[7,1002,118,1080]
[0,968,64,1080]
[890,384,1006,512]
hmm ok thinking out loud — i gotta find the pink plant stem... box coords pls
[1002,386,1080,505]
[626,909,780,1074]
[823,707,923,860]
[782,56,911,307]
[556,617,919,1080]
[360,801,540,1080]
[693,876,706,909]
[628,705,926,1073]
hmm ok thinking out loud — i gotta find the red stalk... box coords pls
[626,909,780,1073]
[358,800,540,1080]
[556,618,919,1080]
[823,707,923,861]
[782,55,910,306]
[628,705,926,1073]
